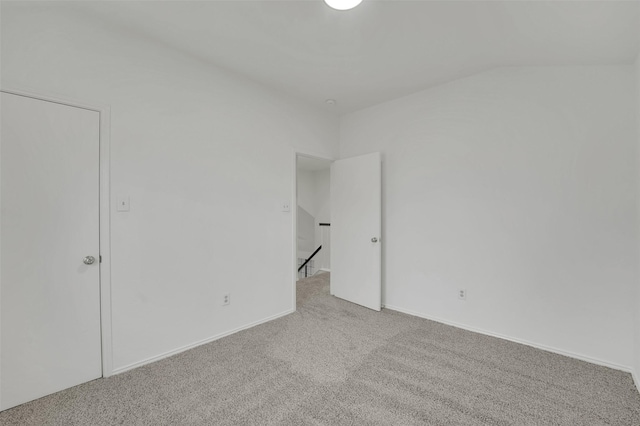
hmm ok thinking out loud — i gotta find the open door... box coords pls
[330,152,381,311]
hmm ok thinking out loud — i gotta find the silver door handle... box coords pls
[371,237,378,243]
[83,256,96,265]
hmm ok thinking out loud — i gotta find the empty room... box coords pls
[1,0,640,424]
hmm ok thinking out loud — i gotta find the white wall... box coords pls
[1,3,338,372]
[313,169,331,226]
[297,205,315,255]
[296,167,331,268]
[341,66,637,369]
[297,169,316,257]
[296,170,317,220]
[314,169,331,270]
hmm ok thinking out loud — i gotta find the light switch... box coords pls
[116,196,130,212]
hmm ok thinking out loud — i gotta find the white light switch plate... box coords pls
[116,196,130,212]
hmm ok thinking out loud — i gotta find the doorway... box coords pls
[0,90,112,411]
[293,151,383,312]
[294,153,333,308]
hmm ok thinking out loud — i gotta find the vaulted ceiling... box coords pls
[68,0,640,113]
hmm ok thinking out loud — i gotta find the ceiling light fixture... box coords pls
[325,99,336,106]
[324,0,363,11]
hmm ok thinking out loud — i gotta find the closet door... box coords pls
[1,92,102,410]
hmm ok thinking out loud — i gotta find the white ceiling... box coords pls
[70,0,640,113]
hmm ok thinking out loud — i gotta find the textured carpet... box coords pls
[1,272,639,425]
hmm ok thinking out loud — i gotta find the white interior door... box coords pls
[330,152,381,311]
[1,92,102,410]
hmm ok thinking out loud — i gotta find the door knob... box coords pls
[83,256,96,265]
[371,237,378,243]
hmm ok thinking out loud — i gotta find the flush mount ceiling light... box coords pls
[324,0,363,11]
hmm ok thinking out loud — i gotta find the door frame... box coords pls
[291,149,334,310]
[0,87,114,378]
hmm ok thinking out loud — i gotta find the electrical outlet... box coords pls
[222,293,230,306]
[458,289,466,300]
[282,203,291,212]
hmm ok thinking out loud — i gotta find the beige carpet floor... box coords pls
[1,272,640,425]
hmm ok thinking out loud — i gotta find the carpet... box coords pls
[1,272,639,425]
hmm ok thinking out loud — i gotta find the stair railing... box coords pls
[298,245,322,278]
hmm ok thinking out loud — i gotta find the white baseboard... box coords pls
[633,370,640,393]
[112,309,295,375]
[319,268,331,273]
[383,304,633,374]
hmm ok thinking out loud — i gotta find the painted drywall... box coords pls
[297,205,315,256]
[297,170,317,225]
[296,168,331,268]
[340,66,637,369]
[297,169,317,259]
[314,169,331,270]
[0,3,338,372]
